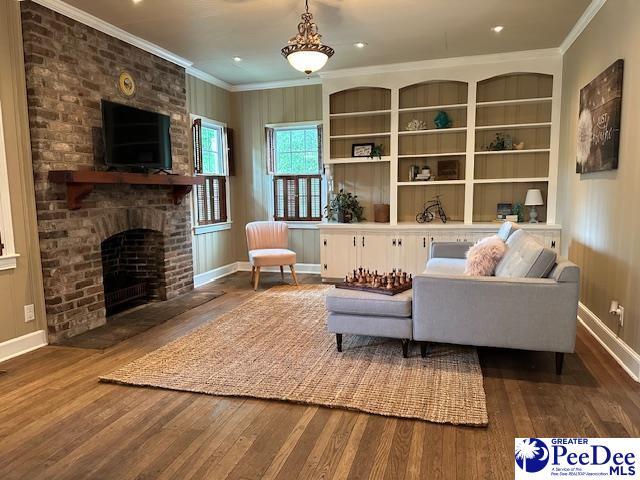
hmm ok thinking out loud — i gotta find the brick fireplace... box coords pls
[22,2,194,341]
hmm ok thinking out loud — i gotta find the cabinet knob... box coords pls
[353,236,356,247]
[398,239,402,246]
[551,240,556,248]
[392,239,397,246]
[323,239,327,246]
[423,237,426,248]
[362,237,365,247]
[323,264,327,270]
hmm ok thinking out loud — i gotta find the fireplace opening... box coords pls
[101,228,166,316]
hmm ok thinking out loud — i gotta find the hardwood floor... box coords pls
[0,272,639,480]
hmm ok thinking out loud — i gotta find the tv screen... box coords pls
[101,100,172,171]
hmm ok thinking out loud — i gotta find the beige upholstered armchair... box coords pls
[245,221,298,290]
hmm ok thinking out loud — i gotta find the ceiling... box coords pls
[62,0,591,86]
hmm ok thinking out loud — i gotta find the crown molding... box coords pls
[559,0,607,54]
[318,48,562,80]
[31,0,194,68]
[231,77,322,92]
[185,67,233,91]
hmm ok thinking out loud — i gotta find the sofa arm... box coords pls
[412,273,579,353]
[430,241,473,259]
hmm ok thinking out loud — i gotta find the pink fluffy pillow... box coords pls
[464,235,507,276]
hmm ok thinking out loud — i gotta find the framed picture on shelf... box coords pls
[352,143,374,158]
[496,203,513,221]
[437,159,459,180]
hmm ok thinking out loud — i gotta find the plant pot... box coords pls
[337,211,353,223]
[373,204,390,223]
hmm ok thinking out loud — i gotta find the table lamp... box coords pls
[525,189,544,223]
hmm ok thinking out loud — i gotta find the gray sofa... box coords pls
[325,222,580,374]
[413,223,580,374]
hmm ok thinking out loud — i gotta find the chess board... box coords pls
[335,268,413,296]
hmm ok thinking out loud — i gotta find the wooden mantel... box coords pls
[48,170,205,210]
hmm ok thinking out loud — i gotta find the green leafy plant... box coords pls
[324,189,365,223]
[369,144,384,160]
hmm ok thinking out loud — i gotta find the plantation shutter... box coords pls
[317,124,323,172]
[265,127,275,175]
[195,176,227,225]
[192,118,203,174]
[273,175,321,221]
[225,127,235,176]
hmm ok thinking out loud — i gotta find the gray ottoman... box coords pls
[325,287,413,357]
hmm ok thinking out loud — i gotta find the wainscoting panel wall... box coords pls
[0,0,46,343]
[186,75,236,275]
[230,85,322,264]
[558,0,640,356]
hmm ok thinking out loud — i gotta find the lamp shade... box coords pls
[525,189,544,206]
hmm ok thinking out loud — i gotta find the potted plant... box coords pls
[324,189,365,223]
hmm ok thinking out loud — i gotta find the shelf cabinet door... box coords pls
[358,233,394,273]
[394,234,429,275]
[321,233,357,279]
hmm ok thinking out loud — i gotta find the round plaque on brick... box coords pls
[117,71,136,98]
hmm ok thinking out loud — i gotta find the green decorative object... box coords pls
[324,189,365,223]
[487,132,513,151]
[433,110,452,129]
[514,202,525,223]
[369,144,384,159]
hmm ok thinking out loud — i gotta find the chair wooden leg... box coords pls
[280,265,285,282]
[555,352,564,375]
[250,266,255,285]
[401,339,409,358]
[289,264,299,286]
[336,333,342,352]
[253,267,261,291]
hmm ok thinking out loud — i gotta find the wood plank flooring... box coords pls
[0,272,639,480]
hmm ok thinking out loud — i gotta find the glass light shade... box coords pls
[525,189,544,206]
[286,50,329,74]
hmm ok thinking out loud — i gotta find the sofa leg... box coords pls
[401,339,409,358]
[420,342,428,358]
[555,352,564,375]
[336,333,342,352]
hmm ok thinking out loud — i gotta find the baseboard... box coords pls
[0,330,48,364]
[578,302,640,382]
[193,263,239,287]
[237,262,321,274]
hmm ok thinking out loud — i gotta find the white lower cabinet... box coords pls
[319,224,561,280]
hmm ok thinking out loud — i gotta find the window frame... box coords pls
[0,101,18,270]
[191,115,232,234]
[267,121,325,224]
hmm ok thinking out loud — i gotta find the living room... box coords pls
[0,0,639,478]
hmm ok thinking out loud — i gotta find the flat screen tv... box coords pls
[101,100,172,171]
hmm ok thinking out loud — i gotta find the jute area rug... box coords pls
[101,285,488,426]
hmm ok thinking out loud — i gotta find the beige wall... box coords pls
[188,80,323,274]
[558,0,640,353]
[230,85,322,265]
[186,75,236,275]
[0,0,46,342]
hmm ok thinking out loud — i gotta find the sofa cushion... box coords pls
[495,230,557,278]
[496,221,520,241]
[424,258,466,275]
[325,288,412,318]
[464,235,506,276]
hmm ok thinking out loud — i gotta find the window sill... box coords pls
[286,221,321,230]
[193,222,233,235]
[0,253,20,271]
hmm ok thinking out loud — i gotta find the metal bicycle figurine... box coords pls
[416,194,448,223]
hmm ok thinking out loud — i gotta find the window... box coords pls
[267,124,322,221]
[192,117,230,226]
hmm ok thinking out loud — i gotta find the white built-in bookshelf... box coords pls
[321,54,562,225]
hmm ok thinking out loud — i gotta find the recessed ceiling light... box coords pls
[354,42,368,49]
[233,56,242,62]
[491,25,504,33]
[132,0,143,4]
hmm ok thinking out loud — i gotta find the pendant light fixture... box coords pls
[281,0,334,75]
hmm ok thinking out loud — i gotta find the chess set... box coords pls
[336,267,413,296]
